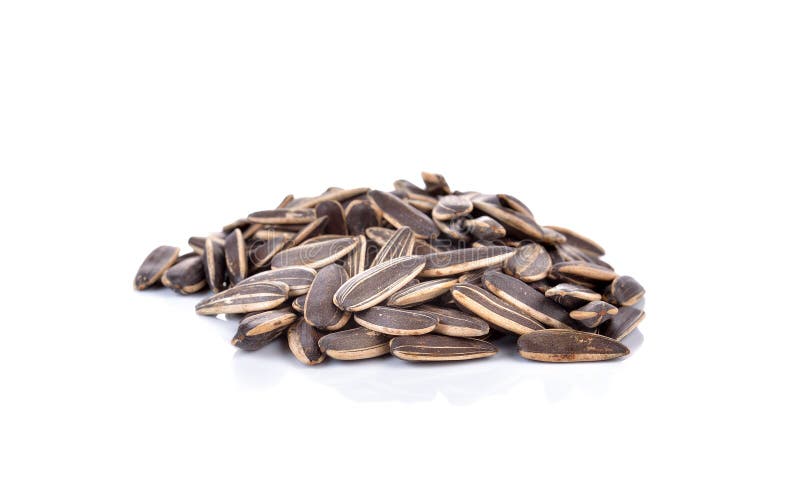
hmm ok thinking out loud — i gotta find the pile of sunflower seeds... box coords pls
[135,172,645,364]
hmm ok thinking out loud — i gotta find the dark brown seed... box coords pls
[551,261,618,284]
[367,190,439,238]
[463,216,506,241]
[231,309,296,351]
[342,235,369,278]
[270,237,359,270]
[286,216,328,247]
[222,218,250,234]
[569,301,619,328]
[386,278,459,308]
[355,306,438,336]
[161,256,207,294]
[315,200,348,235]
[606,275,645,307]
[451,283,545,335]
[517,329,629,362]
[287,319,326,365]
[292,295,306,313]
[545,225,605,256]
[247,209,316,225]
[290,187,371,209]
[301,234,349,245]
[545,283,602,310]
[248,236,291,270]
[304,264,351,331]
[412,239,440,255]
[345,200,380,236]
[203,238,227,293]
[231,325,288,351]
[432,195,473,221]
[407,197,437,213]
[504,243,552,282]
[390,335,497,361]
[600,306,645,340]
[224,229,248,285]
[472,200,546,241]
[419,246,515,278]
[393,179,431,200]
[364,226,395,246]
[481,270,575,329]
[318,327,391,360]
[371,226,415,266]
[334,256,426,312]
[416,305,491,337]
[239,266,316,296]
[134,245,180,290]
[195,281,289,315]
[497,193,534,219]
[420,171,451,195]
[188,237,206,255]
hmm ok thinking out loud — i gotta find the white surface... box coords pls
[1,1,799,478]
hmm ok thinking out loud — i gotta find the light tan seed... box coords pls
[333,256,426,312]
[270,237,359,270]
[451,283,545,335]
[354,306,438,336]
[318,327,391,360]
[481,270,575,330]
[386,278,459,308]
[416,305,491,337]
[367,190,439,238]
[287,319,326,365]
[371,226,415,266]
[432,195,473,221]
[390,335,497,362]
[504,243,552,282]
[545,283,602,310]
[253,229,296,242]
[600,306,645,340]
[517,329,629,362]
[134,245,180,290]
[195,281,289,315]
[238,266,316,296]
[419,246,515,278]
[304,264,351,331]
[247,208,317,225]
[240,309,297,337]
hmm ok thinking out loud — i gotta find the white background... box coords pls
[1,1,798,478]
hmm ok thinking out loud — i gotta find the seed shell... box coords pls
[504,243,552,282]
[416,305,491,337]
[497,193,535,219]
[432,195,473,221]
[195,281,289,315]
[247,208,317,225]
[545,283,602,310]
[463,216,506,241]
[271,237,359,270]
[238,266,316,296]
[419,246,515,278]
[236,308,297,338]
[354,306,438,336]
[420,171,451,195]
[286,216,329,247]
[224,229,248,285]
[248,236,291,270]
[545,225,606,256]
[481,270,575,330]
[345,201,380,236]
[161,256,207,294]
[600,306,646,340]
[287,319,326,365]
[318,327,391,360]
[342,235,369,278]
[203,238,227,293]
[304,264,351,331]
[367,190,439,238]
[451,283,545,335]
[333,256,426,312]
[551,261,618,284]
[390,334,497,361]
[290,187,370,209]
[472,200,546,241]
[232,322,290,351]
[569,301,619,328]
[386,278,459,308]
[606,275,646,307]
[371,226,415,266]
[517,330,629,362]
[315,200,348,235]
[134,245,180,290]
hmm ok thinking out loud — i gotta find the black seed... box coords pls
[367,190,439,238]
[304,264,351,331]
[162,256,207,294]
[134,245,180,290]
[315,200,348,235]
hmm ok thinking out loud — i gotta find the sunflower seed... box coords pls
[416,305,491,337]
[271,237,359,270]
[161,256,207,294]
[318,327,391,360]
[247,209,316,225]
[551,261,618,284]
[463,216,506,241]
[291,295,306,313]
[203,238,227,293]
[420,171,451,195]
[600,306,645,340]
[419,246,514,278]
[371,226,415,266]
[290,187,370,209]
[342,234,369,278]
[315,200,348,235]
[354,306,438,336]
[276,194,294,208]
[544,283,602,310]
[472,200,546,241]
[605,275,645,307]
[188,237,206,255]
[367,190,439,238]
[386,278,459,308]
[497,193,534,219]
[224,229,247,284]
[517,329,629,362]
[545,225,605,256]
[503,243,552,282]
[345,200,380,236]
[365,226,395,246]
[238,266,316,296]
[334,256,426,312]
[408,197,437,213]
[569,301,619,328]
[451,283,545,335]
[304,264,351,331]
[285,216,328,248]
[390,334,496,361]
[434,218,470,241]
[432,195,473,221]
[287,319,326,365]
[231,310,295,351]
[393,179,431,201]
[134,245,180,290]
[253,229,296,242]
[539,227,567,245]
[481,270,575,330]
[248,236,290,270]
[195,281,289,315]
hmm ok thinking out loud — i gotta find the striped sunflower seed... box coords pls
[432,195,473,221]
[503,242,552,282]
[551,261,618,285]
[318,327,391,360]
[393,179,432,201]
[367,190,439,238]
[371,226,415,266]
[416,305,491,337]
[287,319,326,365]
[434,218,470,241]
[134,245,180,290]
[600,306,645,340]
[386,277,459,308]
[451,283,545,335]
[419,246,514,278]
[420,171,451,195]
[224,228,247,284]
[238,266,316,296]
[463,216,506,241]
[481,270,575,330]
[517,329,629,362]
[344,200,380,236]
[390,335,497,362]
[304,264,351,331]
[161,256,207,294]
[472,200,546,241]
[333,255,425,312]
[270,237,359,270]
[605,275,645,307]
[231,309,296,351]
[289,187,370,209]
[545,283,602,310]
[315,200,348,236]
[248,235,291,270]
[203,238,227,293]
[497,193,534,219]
[364,226,395,246]
[569,300,619,328]
[291,295,306,313]
[342,235,369,277]
[247,208,316,225]
[545,225,605,256]
[286,216,329,247]
[195,281,289,316]
[354,306,438,336]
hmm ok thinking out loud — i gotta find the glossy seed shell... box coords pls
[318,327,391,360]
[134,245,180,290]
[390,335,497,361]
[304,264,351,331]
[451,283,545,335]
[386,278,459,308]
[231,324,289,351]
[517,330,629,362]
[504,243,552,282]
[195,281,289,315]
[354,306,438,336]
[239,266,316,296]
[271,237,358,270]
[334,256,426,312]
[367,190,439,238]
[371,226,415,266]
[419,246,515,278]
[481,270,575,330]
[416,305,491,337]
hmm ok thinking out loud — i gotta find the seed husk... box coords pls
[481,270,575,330]
[367,190,439,238]
[569,301,619,328]
[545,283,602,310]
[371,226,415,266]
[408,197,437,213]
[432,195,473,221]
[503,242,552,282]
[545,225,605,256]
[238,266,316,296]
[287,319,326,365]
[451,283,545,335]
[290,187,370,210]
[248,236,291,270]
[318,327,391,360]
[286,216,329,247]
[390,334,497,361]
[606,275,645,307]
[203,238,227,293]
[551,261,618,284]
[304,264,351,331]
[434,218,470,241]
[315,200,348,236]
[292,295,306,313]
[419,246,515,278]
[161,256,207,294]
[355,306,438,336]
[134,245,180,290]
[224,229,248,285]
[195,281,289,316]
[247,208,317,225]
[276,194,294,209]
[497,193,535,219]
[334,256,426,312]
[386,277,459,308]
[600,306,645,340]
[271,237,359,270]
[345,200,380,236]
[416,305,491,337]
[393,179,432,201]
[463,216,506,241]
[539,227,567,245]
[364,226,395,246]
[517,329,629,362]
[342,235,369,278]
[236,308,297,338]
[472,200,546,241]
[222,218,249,234]
[253,229,296,242]
[420,171,451,195]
